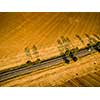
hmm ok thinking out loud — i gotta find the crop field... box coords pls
[0,52,100,86]
[0,12,100,86]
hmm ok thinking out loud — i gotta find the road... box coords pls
[0,46,97,82]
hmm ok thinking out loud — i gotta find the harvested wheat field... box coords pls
[0,12,100,86]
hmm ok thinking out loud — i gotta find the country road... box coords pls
[0,46,98,82]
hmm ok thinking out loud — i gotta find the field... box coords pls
[0,12,100,86]
[0,52,100,86]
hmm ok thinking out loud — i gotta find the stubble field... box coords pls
[0,12,100,86]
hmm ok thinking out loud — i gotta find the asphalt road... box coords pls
[0,47,97,82]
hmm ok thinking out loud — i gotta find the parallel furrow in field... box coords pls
[82,75,100,86]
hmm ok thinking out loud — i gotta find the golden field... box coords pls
[0,12,100,86]
[0,52,100,86]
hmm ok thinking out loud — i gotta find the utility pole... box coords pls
[57,36,70,64]
[65,36,78,61]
